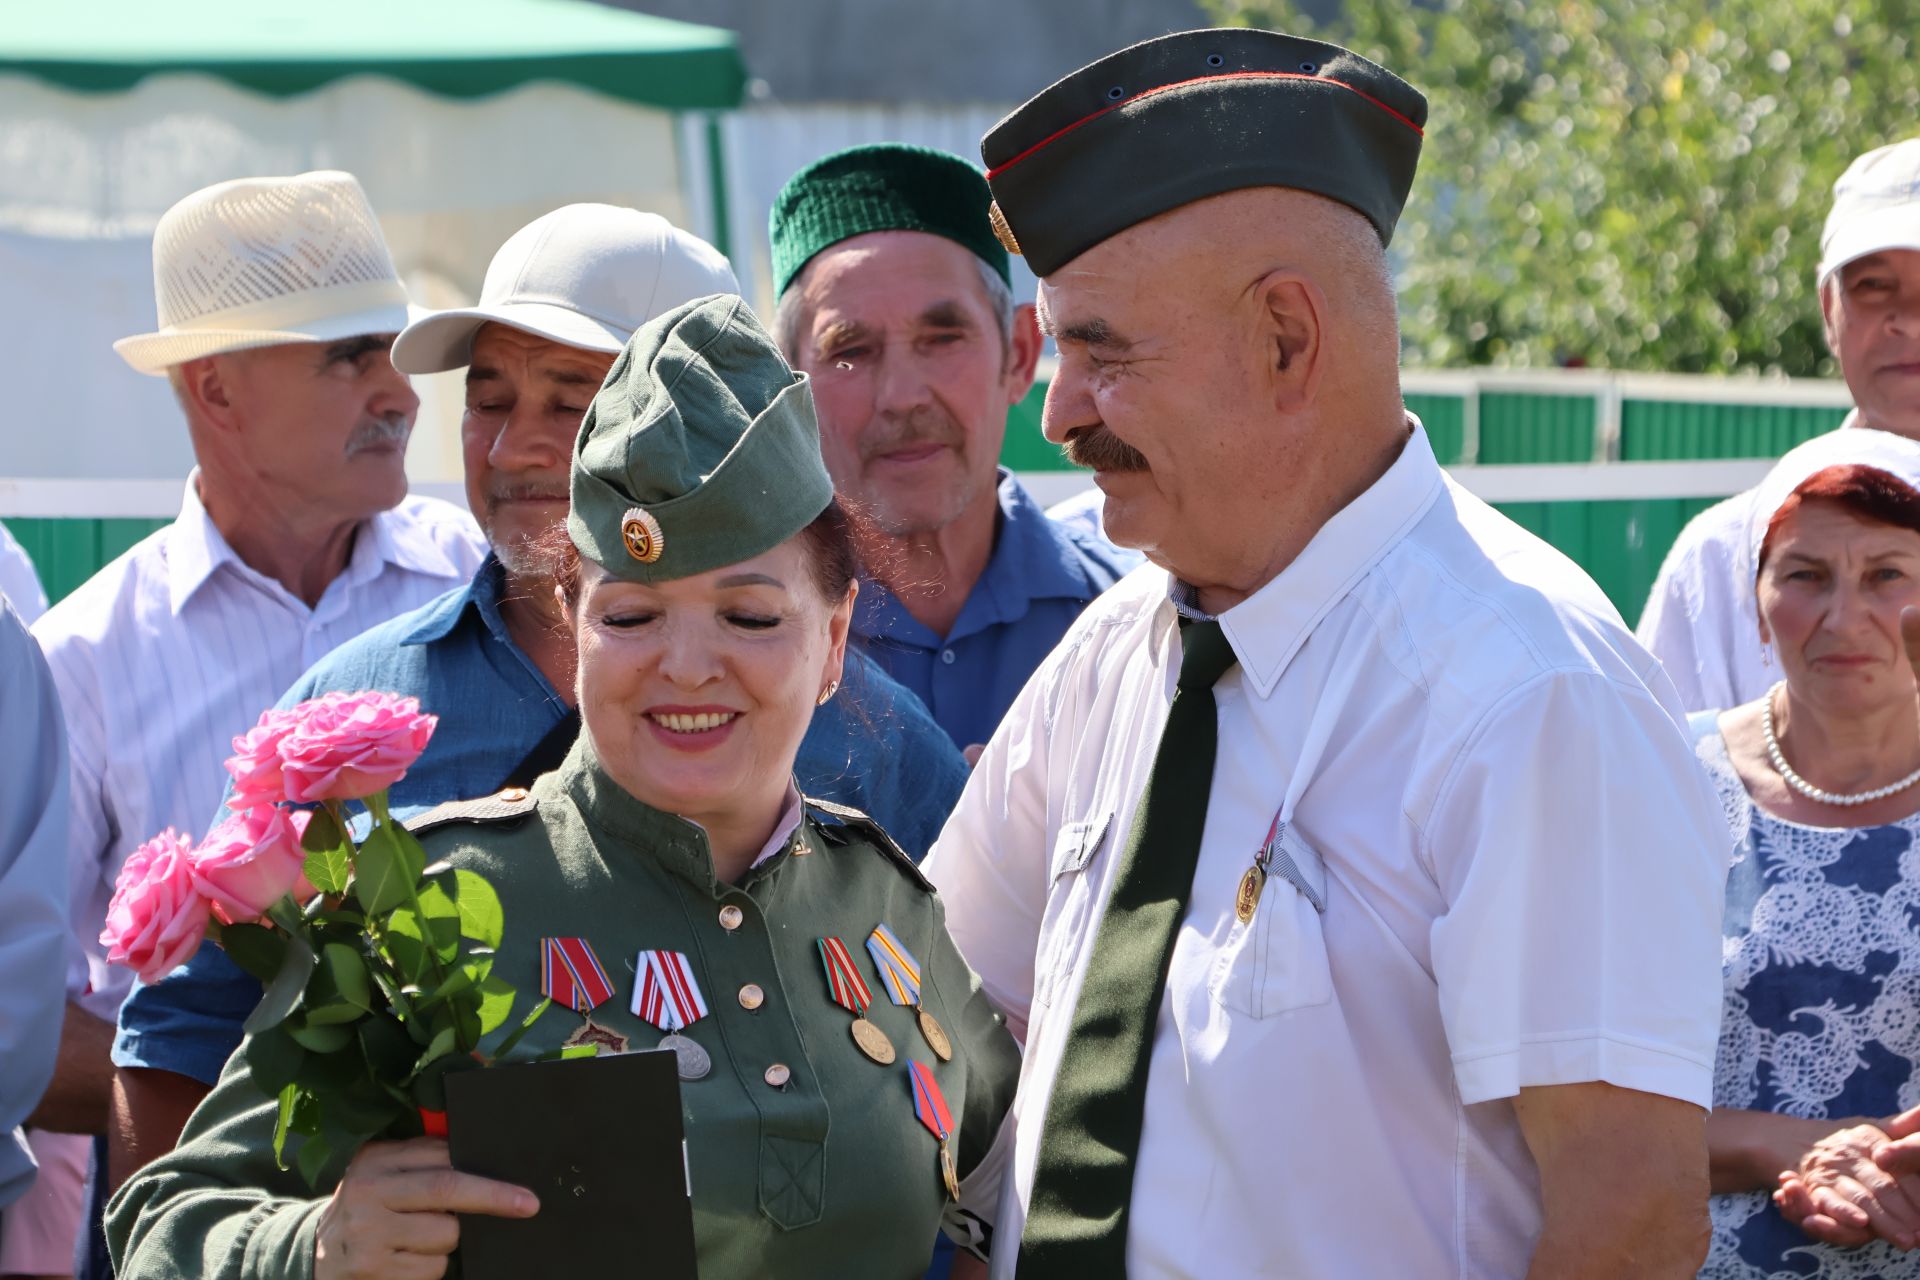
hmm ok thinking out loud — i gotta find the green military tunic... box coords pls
[106,742,1021,1279]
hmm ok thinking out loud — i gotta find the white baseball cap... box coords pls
[391,205,738,374]
[1819,138,1920,285]
[115,170,413,376]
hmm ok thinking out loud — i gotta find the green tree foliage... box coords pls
[1204,0,1920,374]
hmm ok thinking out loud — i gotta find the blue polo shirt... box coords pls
[114,554,969,1086]
[855,470,1138,748]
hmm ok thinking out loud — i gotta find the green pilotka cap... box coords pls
[981,28,1428,276]
[568,293,834,583]
[769,143,1012,297]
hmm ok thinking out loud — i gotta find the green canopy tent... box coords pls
[0,0,748,605]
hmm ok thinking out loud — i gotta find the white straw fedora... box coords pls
[114,170,414,376]
[390,204,737,374]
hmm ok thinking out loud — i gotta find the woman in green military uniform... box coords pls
[106,295,1021,1280]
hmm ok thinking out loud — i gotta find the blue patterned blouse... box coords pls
[1698,727,1920,1278]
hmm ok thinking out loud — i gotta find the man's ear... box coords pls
[176,355,243,436]
[1003,303,1043,405]
[1254,272,1326,414]
[1820,276,1842,359]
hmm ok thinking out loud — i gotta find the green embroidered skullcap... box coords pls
[982,28,1428,276]
[568,293,833,583]
[770,143,1011,297]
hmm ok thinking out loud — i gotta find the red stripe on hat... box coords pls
[986,70,1423,181]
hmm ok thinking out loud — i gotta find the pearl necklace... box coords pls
[1761,680,1920,807]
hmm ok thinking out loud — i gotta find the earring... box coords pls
[816,680,840,707]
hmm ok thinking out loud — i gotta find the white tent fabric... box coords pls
[0,73,688,486]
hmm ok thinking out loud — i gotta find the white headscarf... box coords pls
[1748,427,1920,570]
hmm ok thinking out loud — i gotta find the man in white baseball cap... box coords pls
[21,169,486,1276]
[106,205,972,1204]
[1641,138,1920,712]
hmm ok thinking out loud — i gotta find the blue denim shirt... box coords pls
[114,555,969,1085]
[855,470,1139,749]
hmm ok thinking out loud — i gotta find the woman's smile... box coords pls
[643,704,744,751]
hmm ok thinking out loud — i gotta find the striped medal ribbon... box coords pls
[908,1060,961,1201]
[817,936,896,1065]
[865,924,952,1062]
[542,936,627,1054]
[632,949,712,1081]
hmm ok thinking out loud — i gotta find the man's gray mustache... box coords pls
[345,416,412,455]
[487,482,570,505]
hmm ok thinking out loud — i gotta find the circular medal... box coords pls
[1235,865,1266,924]
[658,1033,710,1081]
[940,1145,960,1201]
[849,1016,896,1065]
[916,1007,953,1062]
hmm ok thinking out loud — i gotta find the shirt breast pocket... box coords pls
[1208,825,1333,1019]
[1032,813,1113,1012]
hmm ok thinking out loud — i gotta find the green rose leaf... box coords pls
[300,807,353,895]
[271,1083,297,1169]
[414,882,462,963]
[219,922,289,985]
[475,975,516,1036]
[244,934,317,1036]
[244,1024,306,1095]
[353,823,423,917]
[449,869,504,949]
[381,910,433,985]
[322,943,374,1013]
[410,1025,458,1080]
[285,1018,354,1054]
[295,1132,334,1189]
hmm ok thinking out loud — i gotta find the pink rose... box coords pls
[190,806,315,926]
[277,691,437,804]
[100,830,210,984]
[224,707,300,811]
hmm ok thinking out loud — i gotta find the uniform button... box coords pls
[764,1063,791,1088]
[738,983,765,1010]
[718,904,744,931]
[497,786,529,802]
[940,649,956,665]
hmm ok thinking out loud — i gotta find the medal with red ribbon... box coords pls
[631,949,712,1081]
[817,936,896,1064]
[541,936,627,1053]
[908,1060,960,1201]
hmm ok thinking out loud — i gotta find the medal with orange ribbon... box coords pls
[908,1060,961,1201]
[866,923,952,1061]
[817,936,895,1064]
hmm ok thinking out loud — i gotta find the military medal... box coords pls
[541,937,627,1053]
[1235,812,1285,924]
[866,923,952,1062]
[632,949,712,1081]
[817,936,895,1064]
[908,1060,961,1201]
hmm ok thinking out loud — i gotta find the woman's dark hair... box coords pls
[544,498,860,608]
[1758,464,1920,572]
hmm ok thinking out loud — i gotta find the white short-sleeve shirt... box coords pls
[924,426,1731,1279]
[34,476,485,1021]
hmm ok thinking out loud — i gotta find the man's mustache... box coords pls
[344,415,412,456]
[1063,426,1148,473]
[486,479,570,508]
[859,409,964,462]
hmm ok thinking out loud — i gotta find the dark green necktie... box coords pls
[1016,618,1240,1276]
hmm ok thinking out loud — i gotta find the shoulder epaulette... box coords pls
[404,787,540,838]
[803,796,934,893]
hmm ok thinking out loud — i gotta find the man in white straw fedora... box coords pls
[105,204,971,1202]
[1642,137,1920,711]
[22,169,484,1275]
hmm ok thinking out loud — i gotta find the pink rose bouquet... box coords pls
[100,691,548,1183]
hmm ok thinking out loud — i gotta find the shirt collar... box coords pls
[403,554,501,646]
[1214,422,1443,699]
[167,472,468,616]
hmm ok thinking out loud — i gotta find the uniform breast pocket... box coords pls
[1208,826,1333,1019]
[1031,813,1113,1012]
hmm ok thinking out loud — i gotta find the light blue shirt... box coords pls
[854,471,1138,748]
[0,597,69,1208]
[116,554,970,1085]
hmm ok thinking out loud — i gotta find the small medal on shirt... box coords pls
[541,937,628,1053]
[866,924,954,1062]
[631,949,713,1081]
[818,936,896,1065]
[1235,813,1284,924]
[908,1060,960,1202]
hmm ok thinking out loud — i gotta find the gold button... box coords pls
[497,786,529,802]
[718,905,744,931]
[738,983,765,1010]
[763,1063,791,1088]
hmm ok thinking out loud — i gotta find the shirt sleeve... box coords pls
[0,601,71,1208]
[36,625,118,1007]
[113,942,260,1085]
[922,661,1059,1046]
[1423,670,1730,1109]
[1635,498,1747,715]
[104,1046,326,1280]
